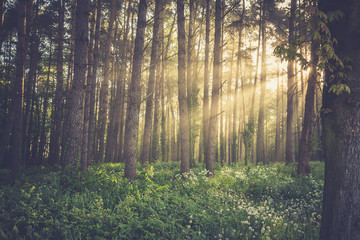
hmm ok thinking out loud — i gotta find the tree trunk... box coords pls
[60,0,76,165]
[202,0,210,166]
[319,0,360,239]
[64,0,88,167]
[0,0,6,48]
[227,40,235,164]
[298,36,319,175]
[38,43,52,164]
[152,65,160,163]
[114,0,131,163]
[286,0,296,164]
[245,3,261,165]
[23,31,40,166]
[123,0,147,181]
[49,0,65,165]
[97,0,115,162]
[177,0,190,175]
[207,0,222,175]
[81,0,97,171]
[0,0,29,178]
[256,5,266,165]
[274,62,281,162]
[140,0,162,165]
[88,0,101,164]
[187,0,195,166]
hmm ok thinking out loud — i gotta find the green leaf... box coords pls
[329,83,351,95]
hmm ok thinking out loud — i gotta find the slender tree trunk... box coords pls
[25,66,37,165]
[123,0,147,181]
[80,0,97,171]
[140,0,162,165]
[23,32,40,166]
[152,61,161,163]
[202,0,210,166]
[61,0,76,164]
[97,0,115,162]
[88,0,101,164]
[0,0,29,177]
[256,6,266,165]
[187,0,195,166]
[207,0,222,175]
[0,0,6,48]
[298,38,319,175]
[233,17,244,164]
[286,0,297,164]
[219,1,225,166]
[160,12,167,162]
[49,0,65,165]
[30,96,40,165]
[114,0,131,163]
[177,0,190,175]
[64,0,89,167]
[245,3,261,165]
[227,40,235,164]
[38,42,52,164]
[274,61,281,162]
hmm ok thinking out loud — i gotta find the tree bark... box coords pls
[88,0,101,164]
[38,42,52,164]
[319,0,360,239]
[114,0,131,163]
[207,0,222,175]
[202,0,210,167]
[245,2,261,165]
[177,0,190,175]
[123,0,147,181]
[286,0,296,164]
[0,0,30,177]
[274,62,281,162]
[0,0,6,48]
[140,0,162,165]
[64,0,88,167]
[298,36,319,175]
[49,0,65,165]
[81,0,97,171]
[97,0,115,162]
[23,31,40,166]
[61,0,76,165]
[256,4,266,165]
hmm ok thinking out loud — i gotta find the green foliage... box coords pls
[0,162,324,239]
[274,0,352,95]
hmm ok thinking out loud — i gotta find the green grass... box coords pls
[0,161,324,239]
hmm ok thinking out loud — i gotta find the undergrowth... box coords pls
[0,161,324,239]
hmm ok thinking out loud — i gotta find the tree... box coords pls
[140,0,162,166]
[206,0,222,175]
[177,0,190,175]
[0,0,6,47]
[64,0,89,167]
[202,0,210,165]
[123,0,148,181]
[49,0,65,165]
[285,0,296,164]
[88,0,102,164]
[97,0,116,162]
[0,0,32,178]
[319,0,360,239]
[256,1,266,165]
[298,17,320,175]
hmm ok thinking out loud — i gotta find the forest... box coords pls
[0,0,359,239]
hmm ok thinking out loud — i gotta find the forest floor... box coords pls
[0,161,324,240]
